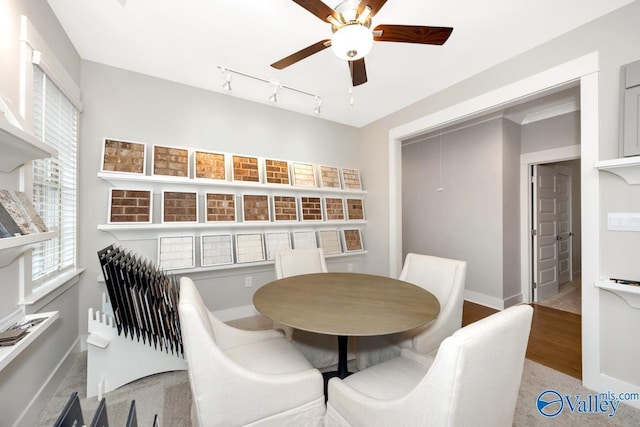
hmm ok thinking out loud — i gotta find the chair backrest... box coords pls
[398,253,466,353]
[420,305,533,426]
[274,248,328,279]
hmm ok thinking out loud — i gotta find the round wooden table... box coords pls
[253,272,440,380]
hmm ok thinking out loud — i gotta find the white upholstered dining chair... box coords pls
[325,304,534,427]
[356,253,466,369]
[273,248,355,369]
[178,276,325,427]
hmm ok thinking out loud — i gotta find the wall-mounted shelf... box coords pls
[98,172,367,195]
[0,231,57,268]
[0,118,58,173]
[98,221,366,241]
[0,311,58,372]
[596,280,640,308]
[594,157,640,184]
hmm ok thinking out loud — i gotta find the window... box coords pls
[31,66,78,286]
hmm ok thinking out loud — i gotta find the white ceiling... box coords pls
[46,0,633,128]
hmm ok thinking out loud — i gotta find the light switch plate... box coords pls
[608,213,640,231]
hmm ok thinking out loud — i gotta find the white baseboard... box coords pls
[504,292,524,308]
[464,290,505,310]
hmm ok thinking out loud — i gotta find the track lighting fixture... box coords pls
[314,96,322,115]
[216,65,322,115]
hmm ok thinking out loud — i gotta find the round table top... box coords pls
[253,272,440,337]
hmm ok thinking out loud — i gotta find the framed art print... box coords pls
[158,236,195,270]
[292,230,317,249]
[299,196,323,221]
[342,229,364,252]
[101,138,146,175]
[205,193,236,222]
[291,162,316,187]
[232,155,260,183]
[194,150,227,181]
[264,158,291,185]
[341,168,362,190]
[264,231,292,260]
[161,191,198,223]
[242,194,270,222]
[200,234,234,266]
[152,144,189,178]
[318,165,341,188]
[108,189,152,224]
[235,233,265,263]
[272,195,298,222]
[318,229,342,255]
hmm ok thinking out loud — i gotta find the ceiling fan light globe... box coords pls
[331,24,373,61]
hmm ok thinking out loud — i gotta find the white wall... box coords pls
[359,0,640,403]
[0,1,82,425]
[78,60,363,334]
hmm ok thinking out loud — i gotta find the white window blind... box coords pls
[31,66,78,285]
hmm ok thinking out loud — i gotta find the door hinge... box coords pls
[533,282,537,289]
[531,175,536,184]
[531,229,537,236]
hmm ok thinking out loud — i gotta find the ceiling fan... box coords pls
[271,0,453,86]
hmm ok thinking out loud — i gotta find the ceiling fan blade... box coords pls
[292,0,340,23]
[373,25,453,45]
[271,40,331,69]
[349,58,368,87]
[357,0,388,19]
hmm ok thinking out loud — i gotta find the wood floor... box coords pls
[463,301,582,379]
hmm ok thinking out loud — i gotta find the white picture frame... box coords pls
[158,235,195,270]
[200,234,234,267]
[235,233,265,263]
[100,137,147,175]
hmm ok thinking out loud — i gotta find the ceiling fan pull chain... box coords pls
[349,86,354,106]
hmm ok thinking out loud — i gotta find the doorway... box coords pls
[532,160,582,314]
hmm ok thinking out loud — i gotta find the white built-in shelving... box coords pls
[0,118,58,267]
[594,157,640,184]
[0,311,58,372]
[596,280,640,308]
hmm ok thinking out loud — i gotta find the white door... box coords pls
[556,165,573,285]
[533,164,559,301]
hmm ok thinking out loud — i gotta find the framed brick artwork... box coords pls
[264,232,292,260]
[291,162,316,187]
[194,150,226,180]
[205,193,236,222]
[318,229,342,255]
[272,195,298,222]
[345,198,365,220]
[318,165,341,188]
[242,194,270,222]
[341,168,362,190]
[264,159,290,185]
[342,229,364,252]
[108,189,152,224]
[158,236,195,270]
[232,155,260,183]
[200,234,234,267]
[235,233,265,263]
[161,191,198,223]
[101,138,146,175]
[152,145,190,178]
[299,196,323,221]
[323,197,345,221]
[292,230,317,249]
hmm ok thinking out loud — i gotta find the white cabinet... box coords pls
[621,59,640,157]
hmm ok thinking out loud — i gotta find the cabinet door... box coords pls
[623,85,640,157]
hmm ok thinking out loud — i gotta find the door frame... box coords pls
[523,148,580,303]
[388,52,600,391]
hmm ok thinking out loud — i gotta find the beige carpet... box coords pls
[537,279,582,315]
[38,313,640,426]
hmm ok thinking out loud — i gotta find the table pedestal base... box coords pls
[322,335,351,399]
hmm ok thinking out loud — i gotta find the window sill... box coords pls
[20,267,85,311]
[0,310,58,372]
